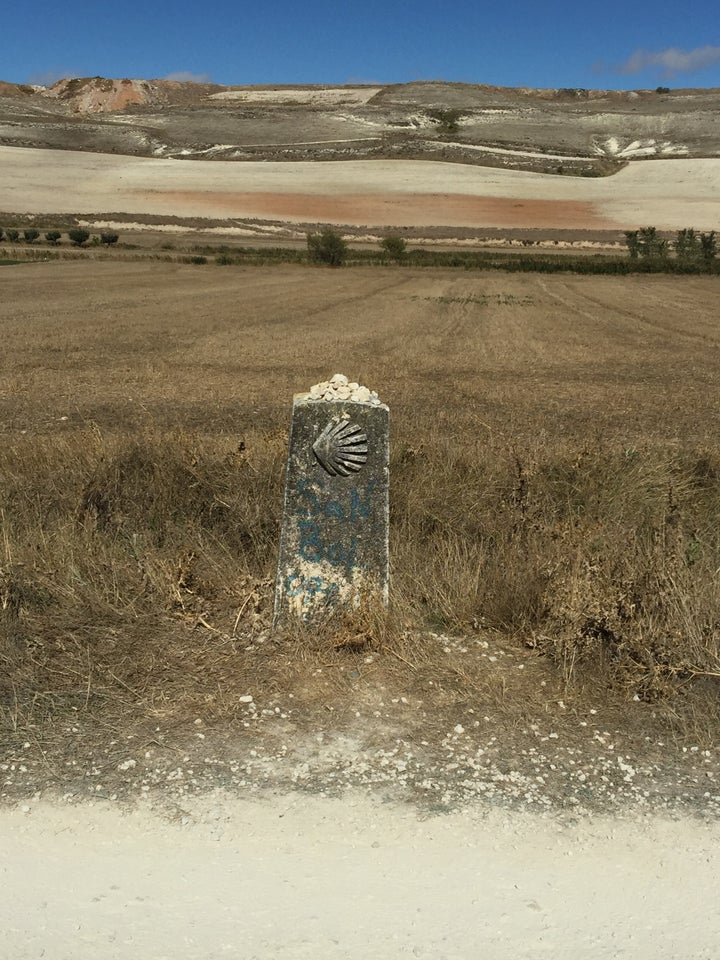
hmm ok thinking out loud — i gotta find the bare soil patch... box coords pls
[145,189,609,229]
[209,86,382,105]
[2,146,720,231]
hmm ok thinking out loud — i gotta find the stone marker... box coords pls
[273,374,389,626]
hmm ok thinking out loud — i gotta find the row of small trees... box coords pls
[309,227,720,269]
[306,230,407,266]
[625,227,717,262]
[0,227,119,246]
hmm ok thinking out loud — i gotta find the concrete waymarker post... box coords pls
[273,374,389,626]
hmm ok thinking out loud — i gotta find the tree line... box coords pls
[307,230,406,266]
[625,227,717,263]
[0,227,119,246]
[308,228,720,272]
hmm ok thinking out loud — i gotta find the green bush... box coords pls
[23,228,40,244]
[426,108,463,135]
[306,229,348,267]
[6,229,19,242]
[100,232,119,245]
[639,226,668,258]
[45,231,62,245]
[700,231,717,263]
[380,234,407,260]
[625,226,668,260]
[68,228,90,246]
[675,228,701,261]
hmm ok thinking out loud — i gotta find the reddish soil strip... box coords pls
[133,190,611,229]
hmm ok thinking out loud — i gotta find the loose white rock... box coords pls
[305,373,384,405]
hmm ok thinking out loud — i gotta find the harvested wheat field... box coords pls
[2,145,720,229]
[1,258,720,802]
[2,260,719,442]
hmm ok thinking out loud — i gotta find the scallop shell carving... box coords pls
[313,419,368,477]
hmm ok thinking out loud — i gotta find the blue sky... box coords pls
[5,1,720,89]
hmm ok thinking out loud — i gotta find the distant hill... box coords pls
[1,76,719,175]
[40,76,226,112]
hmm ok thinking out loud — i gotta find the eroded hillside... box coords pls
[1,77,719,175]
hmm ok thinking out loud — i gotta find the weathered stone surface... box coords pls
[273,376,389,626]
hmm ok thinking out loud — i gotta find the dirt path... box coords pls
[3,792,719,960]
[2,146,720,229]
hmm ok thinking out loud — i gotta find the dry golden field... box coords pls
[2,259,720,800]
[3,260,719,442]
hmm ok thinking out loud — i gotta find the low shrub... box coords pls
[68,228,90,246]
[307,229,348,266]
[380,234,407,260]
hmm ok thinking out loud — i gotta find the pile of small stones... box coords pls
[306,373,383,405]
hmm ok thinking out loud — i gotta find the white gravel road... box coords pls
[3,792,719,960]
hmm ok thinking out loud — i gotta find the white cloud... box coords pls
[163,71,211,83]
[618,45,720,77]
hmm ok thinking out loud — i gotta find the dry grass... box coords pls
[1,261,720,747]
